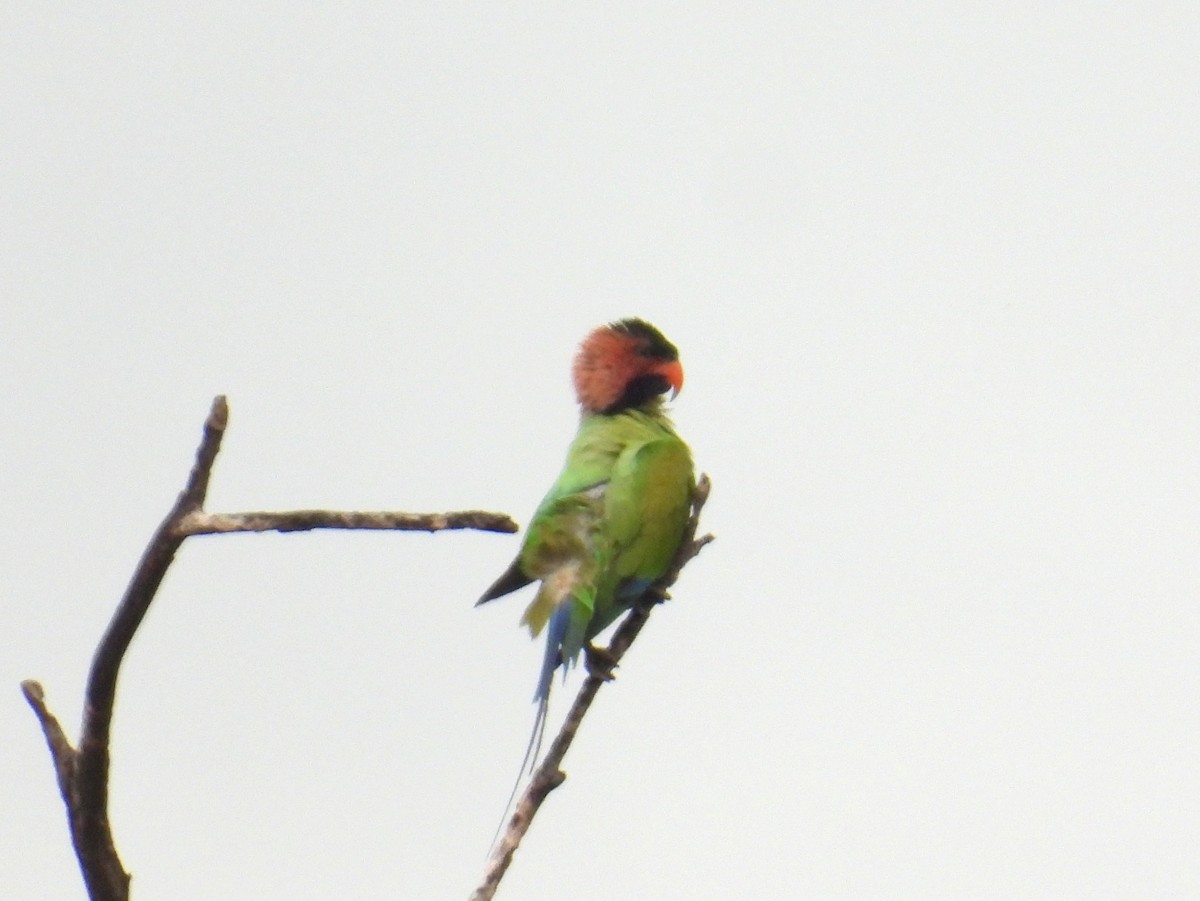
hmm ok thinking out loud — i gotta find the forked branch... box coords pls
[22,395,517,901]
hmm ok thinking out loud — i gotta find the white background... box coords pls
[3,4,1197,898]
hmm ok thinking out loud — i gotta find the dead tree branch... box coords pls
[470,475,714,901]
[177,508,513,535]
[22,395,517,901]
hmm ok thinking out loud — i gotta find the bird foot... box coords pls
[585,643,619,681]
[637,587,671,610]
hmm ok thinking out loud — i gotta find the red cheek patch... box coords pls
[572,327,641,413]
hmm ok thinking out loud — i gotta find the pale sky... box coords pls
[4,4,1198,899]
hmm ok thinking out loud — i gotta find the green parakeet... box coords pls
[477,318,694,770]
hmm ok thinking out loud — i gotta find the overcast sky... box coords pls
[4,4,1198,899]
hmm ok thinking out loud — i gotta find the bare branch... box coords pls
[471,475,714,901]
[20,680,76,805]
[23,395,516,901]
[180,394,229,508]
[177,508,517,536]
[42,397,233,899]
[86,396,228,746]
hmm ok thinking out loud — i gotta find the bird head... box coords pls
[572,318,684,414]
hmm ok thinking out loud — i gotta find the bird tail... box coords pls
[534,601,571,704]
[486,602,570,853]
[487,689,550,853]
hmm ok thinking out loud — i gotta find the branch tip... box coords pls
[21,679,45,704]
[208,395,229,430]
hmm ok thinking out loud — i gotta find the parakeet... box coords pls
[477,318,695,773]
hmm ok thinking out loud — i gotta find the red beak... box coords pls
[658,360,684,399]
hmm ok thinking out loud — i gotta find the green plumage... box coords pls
[476,318,692,841]
[479,400,694,698]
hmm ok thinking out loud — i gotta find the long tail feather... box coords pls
[486,602,570,853]
[534,602,571,705]
[487,689,550,852]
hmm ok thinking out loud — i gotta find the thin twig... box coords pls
[20,680,76,806]
[177,508,516,536]
[23,395,517,901]
[470,475,714,901]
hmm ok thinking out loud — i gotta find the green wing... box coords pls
[578,428,694,648]
[481,408,693,669]
[552,411,693,660]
